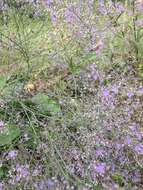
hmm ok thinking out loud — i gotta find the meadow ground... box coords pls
[0,0,143,189]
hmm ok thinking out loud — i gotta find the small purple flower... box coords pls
[115,2,125,13]
[8,178,15,185]
[138,87,143,94]
[130,123,137,131]
[91,73,98,81]
[127,10,133,16]
[127,109,132,117]
[45,0,52,9]
[0,120,4,128]
[102,88,110,97]
[118,155,127,165]
[6,150,17,160]
[0,183,3,190]
[32,167,41,176]
[46,179,55,189]
[135,132,142,141]
[37,180,45,190]
[134,144,143,154]
[115,143,123,150]
[127,91,134,98]
[95,163,106,175]
[136,2,143,12]
[65,5,75,24]
[96,148,105,157]
[21,167,29,178]
[112,86,118,94]
[132,171,141,183]
[16,164,29,180]
[135,20,143,27]
[15,175,21,182]
[97,4,108,15]
[64,4,80,24]
[50,10,57,24]
[124,136,132,145]
[32,0,39,4]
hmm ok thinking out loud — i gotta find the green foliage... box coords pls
[92,184,102,190]
[111,173,124,187]
[0,166,8,180]
[31,93,61,114]
[0,75,24,100]
[0,124,20,147]
[0,76,6,91]
[24,127,38,149]
[0,168,4,179]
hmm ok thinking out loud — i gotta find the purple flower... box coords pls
[65,5,76,24]
[50,10,57,24]
[46,179,55,189]
[96,148,105,157]
[0,183,3,190]
[132,171,141,183]
[45,0,52,9]
[130,123,137,131]
[32,168,40,176]
[91,73,98,81]
[112,86,118,94]
[95,163,106,175]
[135,20,143,27]
[15,175,21,182]
[0,120,4,128]
[138,87,143,94]
[115,2,125,13]
[102,88,110,97]
[32,166,41,176]
[97,4,108,15]
[135,132,143,141]
[134,144,143,154]
[127,92,134,98]
[118,155,127,165]
[136,2,143,12]
[6,150,17,160]
[16,164,29,180]
[21,167,29,178]
[8,178,15,185]
[115,143,123,150]
[124,136,132,145]
[37,180,45,190]
[127,10,133,16]
[127,110,132,117]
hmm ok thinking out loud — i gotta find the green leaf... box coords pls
[111,173,124,187]
[0,76,6,91]
[0,125,20,147]
[24,127,38,149]
[0,168,4,179]
[93,184,102,190]
[0,76,16,98]
[31,93,61,114]
[68,58,80,74]
[0,167,8,179]
[80,52,97,66]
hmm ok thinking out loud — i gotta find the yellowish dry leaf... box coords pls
[24,83,35,92]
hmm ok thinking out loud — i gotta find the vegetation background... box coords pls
[0,0,143,189]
